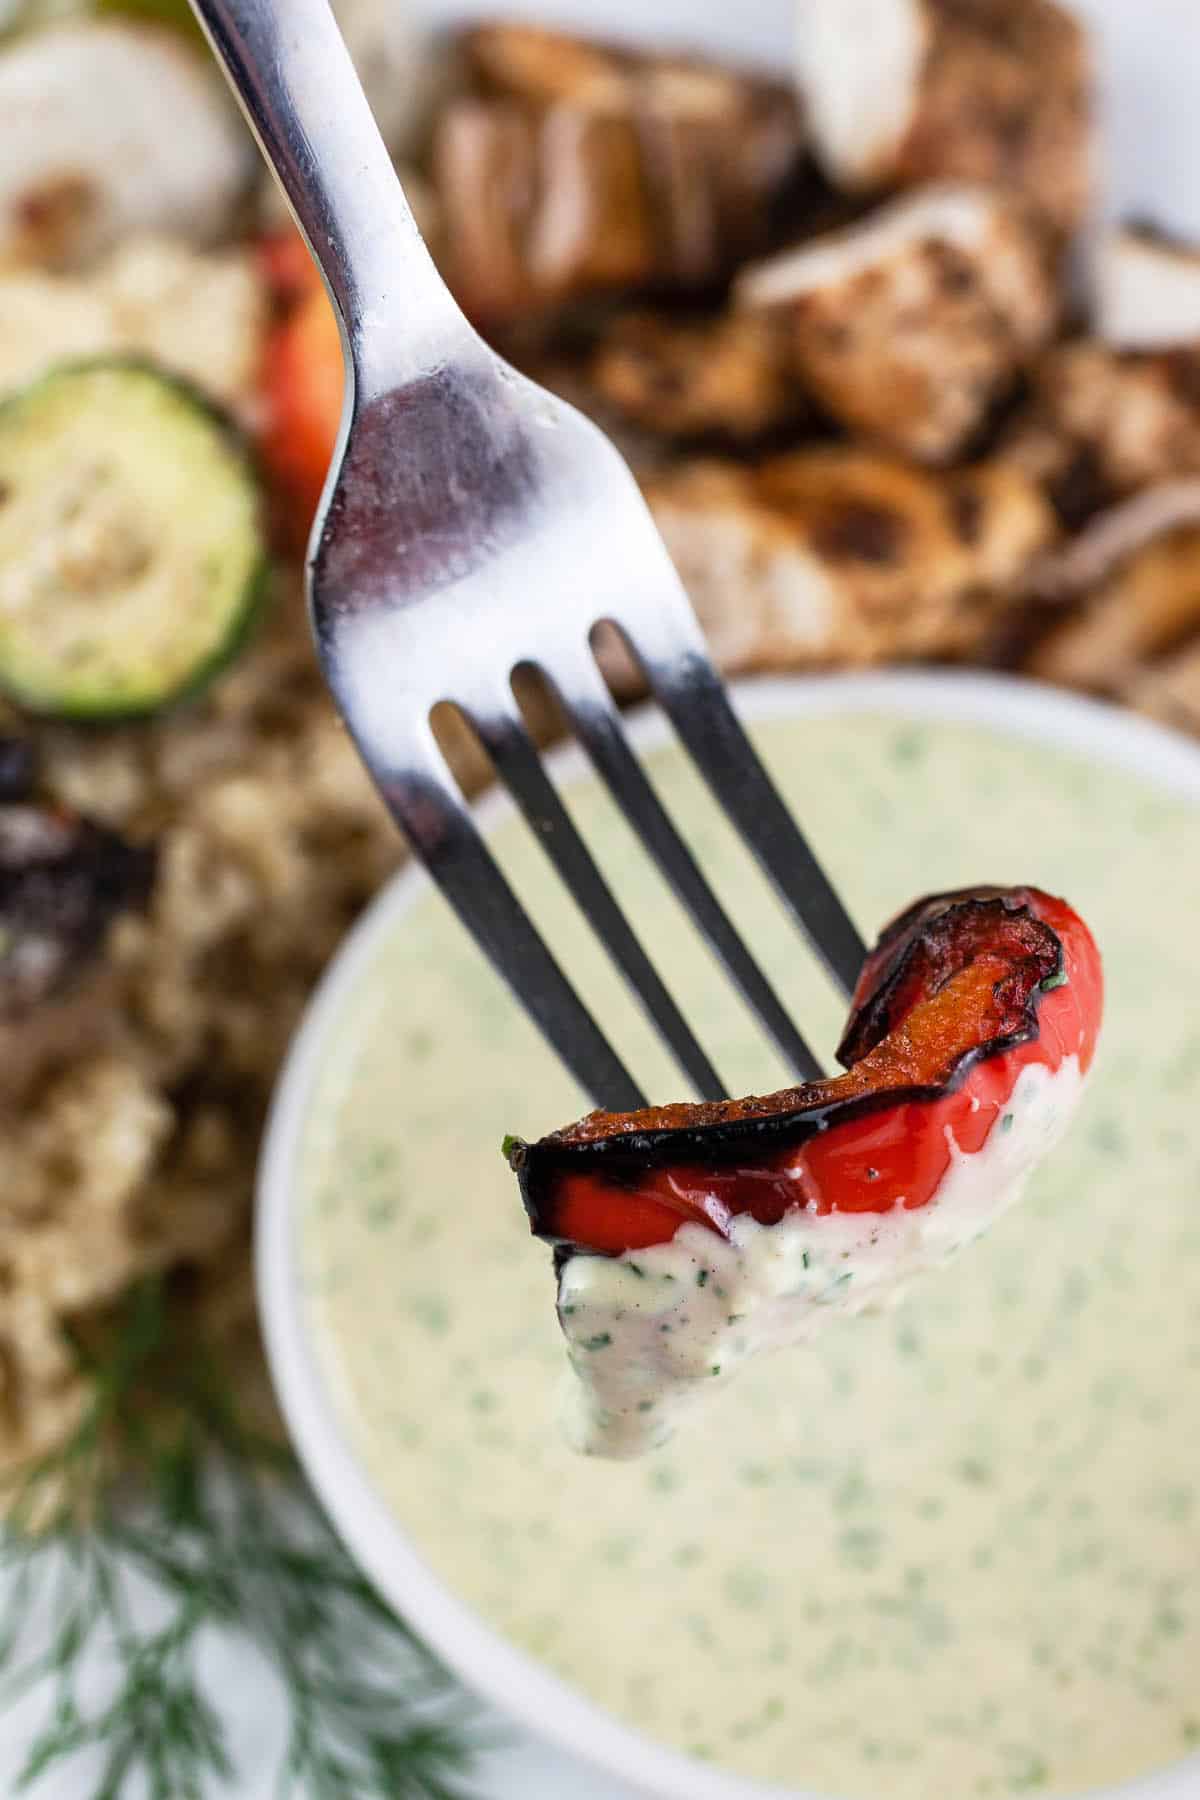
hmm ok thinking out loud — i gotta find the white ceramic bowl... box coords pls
[260,669,1200,1800]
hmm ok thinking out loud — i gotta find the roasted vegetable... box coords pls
[0,735,35,803]
[0,796,155,1019]
[513,887,1099,1251]
[0,740,157,1100]
[257,235,344,539]
[0,359,268,718]
[507,886,1101,1455]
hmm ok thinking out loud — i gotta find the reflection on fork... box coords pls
[188,0,866,1112]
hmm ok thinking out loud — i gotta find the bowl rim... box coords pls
[257,668,1200,1800]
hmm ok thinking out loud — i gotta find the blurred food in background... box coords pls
[2,0,1199,1488]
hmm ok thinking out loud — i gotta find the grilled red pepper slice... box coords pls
[507,885,1102,1257]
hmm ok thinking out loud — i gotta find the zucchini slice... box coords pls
[0,359,268,720]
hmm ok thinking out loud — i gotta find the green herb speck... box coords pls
[1000,1112,1015,1133]
[1006,1750,1049,1791]
[410,1295,451,1336]
[802,1251,810,1270]
[710,1364,722,1377]
[891,728,926,765]
[637,1400,655,1413]
[582,1332,613,1352]
[696,1269,709,1287]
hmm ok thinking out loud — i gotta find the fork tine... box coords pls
[538,655,825,1082]
[467,702,727,1101]
[394,758,647,1112]
[631,639,867,997]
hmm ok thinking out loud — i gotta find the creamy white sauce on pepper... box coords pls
[301,710,1200,1799]
[561,1056,1084,1458]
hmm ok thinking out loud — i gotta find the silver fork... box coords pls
[189,0,866,1110]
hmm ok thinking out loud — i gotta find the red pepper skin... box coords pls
[508,887,1102,1257]
[255,232,344,545]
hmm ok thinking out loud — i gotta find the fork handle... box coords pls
[187,0,459,389]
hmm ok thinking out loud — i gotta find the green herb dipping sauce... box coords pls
[300,706,1200,1798]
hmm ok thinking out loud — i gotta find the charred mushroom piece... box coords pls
[0,22,252,269]
[433,24,804,323]
[0,737,36,804]
[794,0,1091,234]
[589,308,803,444]
[644,447,1055,673]
[1092,224,1200,352]
[0,803,155,1021]
[737,184,1058,463]
[508,885,1101,1456]
[1028,482,1200,691]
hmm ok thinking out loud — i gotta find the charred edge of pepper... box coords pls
[512,893,1070,1245]
[835,891,1062,1068]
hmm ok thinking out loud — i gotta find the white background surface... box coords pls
[4,2,1200,1797]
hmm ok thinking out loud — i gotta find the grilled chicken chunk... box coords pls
[645,447,1055,673]
[794,0,1091,233]
[588,308,803,444]
[738,183,1058,462]
[1013,340,1200,505]
[432,23,804,323]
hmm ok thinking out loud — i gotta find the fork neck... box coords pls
[189,0,463,394]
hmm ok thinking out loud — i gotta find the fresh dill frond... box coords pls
[0,1280,485,1798]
